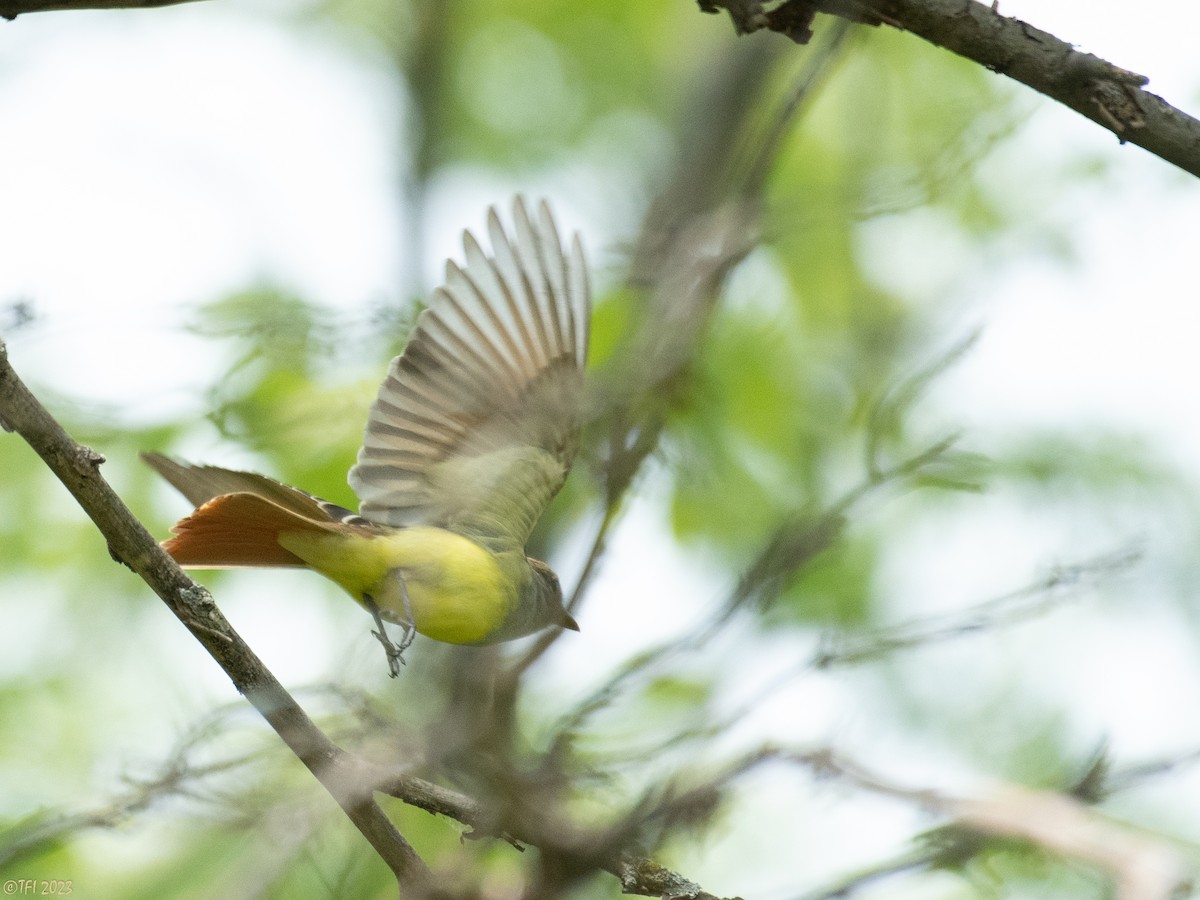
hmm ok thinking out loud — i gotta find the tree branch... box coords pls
[812,546,1142,668]
[0,0,204,20]
[372,768,742,900]
[774,747,1192,900]
[700,0,1200,180]
[0,338,429,896]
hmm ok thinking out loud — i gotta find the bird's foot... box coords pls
[364,594,414,678]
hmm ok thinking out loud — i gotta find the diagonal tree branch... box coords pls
[700,0,1200,180]
[0,338,430,896]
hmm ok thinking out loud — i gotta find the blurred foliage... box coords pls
[4,1,1200,898]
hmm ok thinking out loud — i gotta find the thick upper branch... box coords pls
[702,0,1200,179]
[0,0,203,20]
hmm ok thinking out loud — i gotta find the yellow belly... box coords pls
[277,526,520,644]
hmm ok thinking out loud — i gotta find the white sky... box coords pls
[0,1,1196,425]
[3,1,1200,895]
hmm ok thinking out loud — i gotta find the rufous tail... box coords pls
[162,492,333,568]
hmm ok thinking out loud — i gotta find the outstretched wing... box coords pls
[347,197,590,551]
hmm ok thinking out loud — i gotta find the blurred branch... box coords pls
[512,33,847,688]
[0,704,267,867]
[372,767,745,899]
[1107,747,1200,796]
[503,201,763,695]
[742,17,853,196]
[948,788,1190,900]
[699,0,1200,180]
[1,781,179,868]
[724,429,962,623]
[813,545,1142,668]
[0,658,739,900]
[1064,740,1200,808]
[0,338,431,895]
[552,545,1143,801]
[0,299,36,333]
[502,45,789,691]
[865,330,981,483]
[539,428,983,749]
[800,849,934,900]
[0,0,203,19]
[601,200,763,503]
[771,747,1193,900]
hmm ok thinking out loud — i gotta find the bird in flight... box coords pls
[144,197,589,675]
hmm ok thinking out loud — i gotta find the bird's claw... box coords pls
[364,580,418,678]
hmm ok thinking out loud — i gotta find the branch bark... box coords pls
[700,0,1200,180]
[0,0,203,20]
[0,338,430,896]
[373,770,741,900]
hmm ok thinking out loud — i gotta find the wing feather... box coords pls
[348,197,590,548]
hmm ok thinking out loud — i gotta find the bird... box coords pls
[143,197,589,675]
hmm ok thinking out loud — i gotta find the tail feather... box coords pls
[141,452,342,521]
[163,492,336,568]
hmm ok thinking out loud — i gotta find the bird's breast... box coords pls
[278,525,522,644]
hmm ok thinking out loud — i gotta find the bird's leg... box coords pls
[363,571,417,678]
[387,568,418,653]
[363,595,404,677]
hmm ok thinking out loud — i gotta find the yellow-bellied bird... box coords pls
[143,198,589,674]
